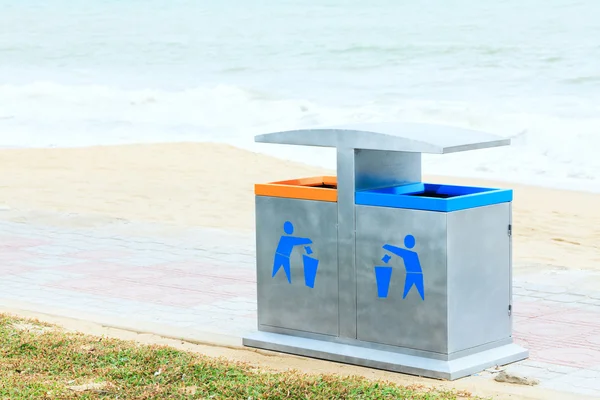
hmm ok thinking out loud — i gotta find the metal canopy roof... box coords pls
[254,122,510,154]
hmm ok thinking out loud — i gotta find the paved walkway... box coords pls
[2,219,600,397]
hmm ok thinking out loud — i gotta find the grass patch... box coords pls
[0,314,481,399]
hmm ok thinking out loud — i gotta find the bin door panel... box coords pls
[255,196,339,337]
[356,205,449,353]
[447,202,512,353]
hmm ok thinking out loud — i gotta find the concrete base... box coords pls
[243,331,529,380]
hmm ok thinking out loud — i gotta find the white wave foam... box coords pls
[1,82,599,192]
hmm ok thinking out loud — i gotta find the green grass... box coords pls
[0,314,480,399]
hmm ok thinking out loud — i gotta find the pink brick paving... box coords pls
[0,265,34,276]
[0,251,35,263]
[1,221,600,396]
[46,277,235,308]
[0,236,50,249]
[513,305,600,369]
[66,249,135,260]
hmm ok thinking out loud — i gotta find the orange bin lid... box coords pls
[255,176,337,202]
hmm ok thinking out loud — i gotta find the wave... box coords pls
[0,81,329,138]
[1,81,599,193]
[323,44,520,61]
[562,76,600,85]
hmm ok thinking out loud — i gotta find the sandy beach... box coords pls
[0,142,598,270]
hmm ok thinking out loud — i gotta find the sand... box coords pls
[0,142,598,270]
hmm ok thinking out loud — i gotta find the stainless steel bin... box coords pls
[244,123,528,380]
[254,176,339,336]
[355,182,514,356]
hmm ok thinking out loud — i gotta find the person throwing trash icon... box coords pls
[272,221,313,283]
[382,234,425,300]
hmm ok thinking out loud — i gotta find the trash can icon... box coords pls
[302,253,319,289]
[374,265,393,298]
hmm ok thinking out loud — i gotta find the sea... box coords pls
[1,0,599,192]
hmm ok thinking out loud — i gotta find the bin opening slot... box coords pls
[356,181,512,212]
[281,177,337,189]
[306,183,337,189]
[372,183,493,199]
[255,176,338,202]
[409,191,454,199]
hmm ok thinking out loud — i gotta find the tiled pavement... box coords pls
[1,219,600,397]
[0,220,257,345]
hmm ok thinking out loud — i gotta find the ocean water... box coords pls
[1,0,600,192]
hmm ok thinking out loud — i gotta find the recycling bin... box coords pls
[254,176,340,336]
[244,123,528,380]
[355,182,514,355]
